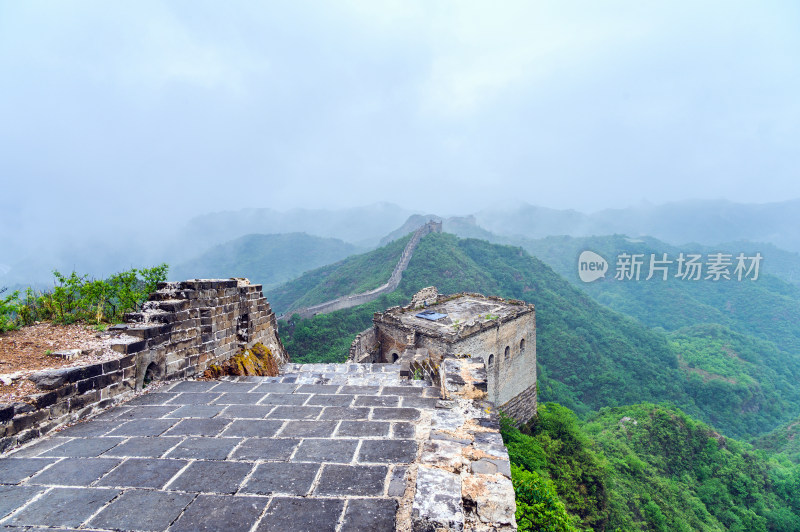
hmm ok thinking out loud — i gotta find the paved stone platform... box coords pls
[0,364,439,531]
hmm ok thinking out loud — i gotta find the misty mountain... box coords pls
[378,214,441,245]
[516,234,800,354]
[273,231,800,437]
[6,198,800,289]
[170,233,361,290]
[173,202,416,259]
[0,238,164,291]
[0,202,414,288]
[475,199,800,252]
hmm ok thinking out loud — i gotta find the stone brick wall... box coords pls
[348,327,379,363]
[0,355,137,453]
[124,279,287,385]
[499,382,537,425]
[0,278,286,453]
[454,312,536,410]
[360,291,537,424]
[413,356,517,531]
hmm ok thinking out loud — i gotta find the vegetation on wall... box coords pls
[0,264,168,331]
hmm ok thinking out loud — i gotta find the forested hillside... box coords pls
[266,233,411,313]
[504,402,800,531]
[752,416,800,463]
[517,235,800,350]
[273,231,800,438]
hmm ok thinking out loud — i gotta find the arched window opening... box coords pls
[504,346,511,360]
[143,362,158,388]
[520,338,526,354]
[488,354,495,367]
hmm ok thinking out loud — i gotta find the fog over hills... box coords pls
[170,233,361,290]
[3,198,800,288]
[475,199,800,253]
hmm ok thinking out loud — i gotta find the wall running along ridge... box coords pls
[0,279,286,453]
[283,220,442,320]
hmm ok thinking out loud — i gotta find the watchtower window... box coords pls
[488,354,494,367]
[391,352,400,362]
[520,338,525,354]
[504,346,511,360]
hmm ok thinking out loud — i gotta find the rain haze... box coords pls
[1,1,800,280]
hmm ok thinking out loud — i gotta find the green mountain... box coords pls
[504,402,800,531]
[668,323,800,437]
[266,233,411,313]
[271,231,800,437]
[171,233,360,290]
[515,235,800,352]
[475,199,800,254]
[752,415,800,463]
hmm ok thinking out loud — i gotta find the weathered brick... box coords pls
[30,391,59,409]
[77,377,98,394]
[0,435,17,453]
[102,359,120,373]
[50,401,70,418]
[69,391,101,412]
[97,372,120,388]
[12,409,49,432]
[13,402,34,415]
[0,403,15,423]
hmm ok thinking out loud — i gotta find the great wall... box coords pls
[0,229,536,531]
[281,221,442,321]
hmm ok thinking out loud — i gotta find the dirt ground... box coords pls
[0,323,123,403]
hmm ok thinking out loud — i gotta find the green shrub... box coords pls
[512,465,578,531]
[0,264,169,329]
[0,288,20,332]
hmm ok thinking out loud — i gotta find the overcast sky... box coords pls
[2,1,799,248]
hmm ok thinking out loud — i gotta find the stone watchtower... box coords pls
[349,287,537,422]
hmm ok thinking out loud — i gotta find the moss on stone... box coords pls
[203,343,279,378]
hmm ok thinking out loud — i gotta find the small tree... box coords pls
[0,287,20,332]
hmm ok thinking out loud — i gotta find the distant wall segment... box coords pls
[285,221,442,320]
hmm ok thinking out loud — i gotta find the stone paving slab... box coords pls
[0,363,439,531]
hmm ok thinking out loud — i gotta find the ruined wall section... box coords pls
[347,327,379,363]
[0,279,287,453]
[413,356,517,531]
[288,221,442,320]
[124,279,287,385]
